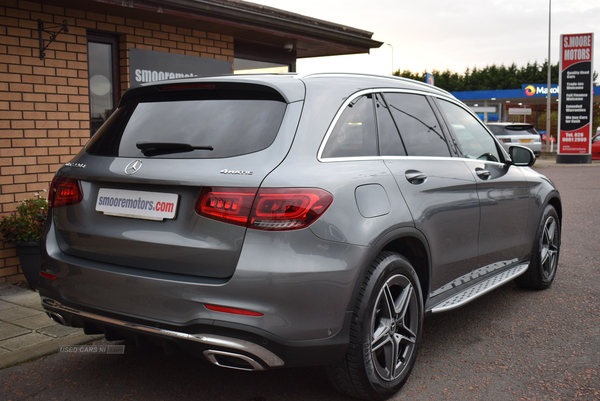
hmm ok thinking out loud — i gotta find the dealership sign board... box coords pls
[129,48,232,88]
[557,33,594,163]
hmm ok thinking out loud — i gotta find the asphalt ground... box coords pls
[0,162,599,401]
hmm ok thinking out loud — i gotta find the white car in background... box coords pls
[485,123,542,157]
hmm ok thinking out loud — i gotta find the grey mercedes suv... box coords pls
[39,73,561,400]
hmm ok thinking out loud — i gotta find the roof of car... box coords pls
[121,73,455,106]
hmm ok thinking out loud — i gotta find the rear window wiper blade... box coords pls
[136,142,213,156]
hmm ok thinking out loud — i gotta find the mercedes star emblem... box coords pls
[125,160,143,175]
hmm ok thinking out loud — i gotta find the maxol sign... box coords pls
[521,84,559,97]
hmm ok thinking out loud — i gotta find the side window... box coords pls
[437,99,501,162]
[322,94,377,158]
[375,93,406,156]
[384,93,450,157]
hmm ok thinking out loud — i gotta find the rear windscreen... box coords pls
[503,125,538,136]
[86,92,287,159]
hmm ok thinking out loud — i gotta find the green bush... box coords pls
[0,193,48,245]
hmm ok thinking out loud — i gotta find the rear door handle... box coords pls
[405,170,427,184]
[475,168,491,180]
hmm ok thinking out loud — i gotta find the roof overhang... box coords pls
[41,0,382,58]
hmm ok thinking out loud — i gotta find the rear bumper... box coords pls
[40,294,352,369]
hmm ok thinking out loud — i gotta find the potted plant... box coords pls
[0,193,48,290]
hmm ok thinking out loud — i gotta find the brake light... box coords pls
[500,137,512,143]
[195,187,257,227]
[159,83,216,91]
[49,177,83,208]
[195,187,333,231]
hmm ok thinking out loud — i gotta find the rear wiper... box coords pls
[136,142,213,156]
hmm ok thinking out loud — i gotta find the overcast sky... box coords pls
[250,0,599,77]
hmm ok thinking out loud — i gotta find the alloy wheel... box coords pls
[540,215,559,280]
[370,274,419,382]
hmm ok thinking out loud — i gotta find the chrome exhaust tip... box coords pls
[46,311,67,326]
[203,349,266,371]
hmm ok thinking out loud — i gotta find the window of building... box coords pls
[233,58,289,74]
[233,40,295,74]
[87,33,120,135]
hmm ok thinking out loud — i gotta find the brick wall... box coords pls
[0,0,234,283]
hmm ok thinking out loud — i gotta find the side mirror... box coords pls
[509,145,535,167]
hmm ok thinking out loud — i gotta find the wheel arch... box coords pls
[547,195,562,224]
[347,228,432,313]
[380,236,430,302]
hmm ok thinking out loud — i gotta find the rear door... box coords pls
[377,92,481,292]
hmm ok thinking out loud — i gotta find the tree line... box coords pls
[393,61,589,92]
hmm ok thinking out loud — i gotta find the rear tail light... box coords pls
[49,177,83,208]
[195,187,333,231]
[195,187,257,227]
[500,137,512,143]
[250,188,333,230]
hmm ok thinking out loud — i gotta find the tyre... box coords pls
[327,252,423,400]
[515,204,560,290]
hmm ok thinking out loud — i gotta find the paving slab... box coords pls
[0,306,44,322]
[0,284,104,369]
[0,300,15,311]
[12,314,55,330]
[0,332,53,351]
[0,323,30,342]
[1,292,41,306]
[0,331,103,369]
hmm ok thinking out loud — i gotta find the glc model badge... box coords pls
[65,162,86,169]
[125,160,143,175]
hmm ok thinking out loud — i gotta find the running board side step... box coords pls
[430,263,529,313]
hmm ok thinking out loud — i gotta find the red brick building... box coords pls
[0,0,381,283]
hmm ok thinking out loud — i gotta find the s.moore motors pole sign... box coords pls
[557,33,594,163]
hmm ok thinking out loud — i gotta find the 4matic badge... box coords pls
[220,169,253,175]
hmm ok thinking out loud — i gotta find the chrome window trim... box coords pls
[318,154,509,168]
[317,88,509,164]
[317,88,456,162]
